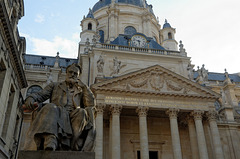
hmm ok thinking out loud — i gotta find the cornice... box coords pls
[0,2,27,88]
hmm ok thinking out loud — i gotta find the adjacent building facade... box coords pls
[20,0,240,159]
[0,0,27,158]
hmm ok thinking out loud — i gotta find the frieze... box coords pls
[105,96,208,110]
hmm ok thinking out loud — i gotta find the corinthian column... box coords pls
[110,105,122,159]
[95,104,106,159]
[191,111,209,159]
[187,116,199,159]
[206,110,224,159]
[166,109,182,159]
[136,106,149,159]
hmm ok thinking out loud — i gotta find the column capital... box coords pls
[96,103,106,113]
[191,110,204,120]
[136,106,149,117]
[110,104,122,115]
[166,108,180,119]
[206,110,218,121]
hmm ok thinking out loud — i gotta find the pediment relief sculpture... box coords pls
[92,65,219,99]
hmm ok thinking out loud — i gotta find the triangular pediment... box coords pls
[91,65,219,99]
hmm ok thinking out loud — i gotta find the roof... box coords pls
[24,54,78,68]
[194,72,240,82]
[163,19,172,29]
[86,9,94,18]
[92,0,154,14]
[111,34,165,50]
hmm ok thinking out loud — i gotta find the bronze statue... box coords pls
[23,63,96,151]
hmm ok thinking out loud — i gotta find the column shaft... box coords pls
[192,111,209,159]
[137,107,149,159]
[110,105,122,159]
[207,111,224,159]
[187,117,199,159]
[95,104,105,159]
[167,109,182,159]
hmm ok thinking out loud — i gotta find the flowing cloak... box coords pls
[23,81,96,150]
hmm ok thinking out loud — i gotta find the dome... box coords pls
[163,19,172,29]
[92,0,153,14]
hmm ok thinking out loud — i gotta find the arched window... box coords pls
[26,85,42,97]
[88,23,92,30]
[124,26,137,35]
[168,32,172,39]
[0,59,7,95]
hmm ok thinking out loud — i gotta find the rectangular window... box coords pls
[0,59,7,96]
[137,151,159,159]
[1,85,15,139]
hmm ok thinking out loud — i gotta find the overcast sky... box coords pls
[18,0,240,73]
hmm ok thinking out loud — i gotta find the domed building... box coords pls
[19,0,240,159]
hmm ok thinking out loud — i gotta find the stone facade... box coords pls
[19,0,240,159]
[0,0,27,158]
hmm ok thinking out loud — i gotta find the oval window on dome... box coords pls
[124,26,137,35]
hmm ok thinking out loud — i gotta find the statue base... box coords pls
[18,151,95,159]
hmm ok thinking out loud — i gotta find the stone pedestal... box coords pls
[18,151,95,159]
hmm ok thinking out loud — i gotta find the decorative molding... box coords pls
[136,106,149,117]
